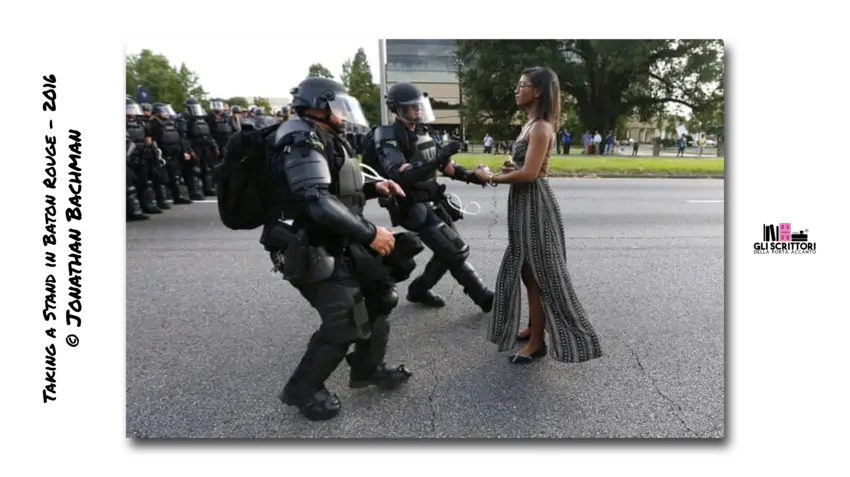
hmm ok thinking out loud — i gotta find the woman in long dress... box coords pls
[474,67,603,364]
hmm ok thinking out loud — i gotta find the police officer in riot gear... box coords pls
[362,82,494,312]
[206,98,236,154]
[263,77,414,421]
[126,131,149,221]
[126,98,164,214]
[149,103,193,205]
[229,105,243,132]
[178,98,220,196]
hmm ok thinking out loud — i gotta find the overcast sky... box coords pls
[126,39,381,101]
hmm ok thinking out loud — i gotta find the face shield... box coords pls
[209,100,225,112]
[164,104,177,117]
[394,94,436,124]
[126,103,142,116]
[187,104,205,116]
[328,93,369,129]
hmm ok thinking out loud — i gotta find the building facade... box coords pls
[385,39,461,132]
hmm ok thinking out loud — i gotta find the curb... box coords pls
[547,173,724,179]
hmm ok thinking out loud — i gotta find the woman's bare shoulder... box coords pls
[529,120,555,141]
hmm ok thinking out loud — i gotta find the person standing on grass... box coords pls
[563,130,572,155]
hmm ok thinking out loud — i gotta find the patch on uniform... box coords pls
[383,139,398,148]
[307,132,325,151]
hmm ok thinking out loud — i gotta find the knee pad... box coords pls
[422,221,470,266]
[373,288,399,316]
[317,288,371,343]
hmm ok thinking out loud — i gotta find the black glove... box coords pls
[437,141,461,165]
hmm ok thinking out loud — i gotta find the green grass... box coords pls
[450,154,724,176]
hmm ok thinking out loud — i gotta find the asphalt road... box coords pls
[126,178,725,439]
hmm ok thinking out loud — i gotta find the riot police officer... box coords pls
[126,131,149,221]
[262,77,414,421]
[361,82,494,312]
[126,98,163,214]
[178,98,220,196]
[206,98,236,154]
[149,103,193,204]
[229,105,243,132]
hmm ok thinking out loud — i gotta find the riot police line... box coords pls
[126,97,292,220]
[207,77,494,420]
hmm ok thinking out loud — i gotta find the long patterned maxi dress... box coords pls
[487,125,603,363]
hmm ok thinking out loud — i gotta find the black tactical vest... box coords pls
[126,121,146,145]
[332,145,366,216]
[159,120,181,146]
[188,117,211,140]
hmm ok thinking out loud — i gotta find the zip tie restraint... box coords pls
[358,163,482,216]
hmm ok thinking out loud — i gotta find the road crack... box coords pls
[624,341,699,437]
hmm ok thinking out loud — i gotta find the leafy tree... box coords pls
[252,97,273,112]
[341,48,381,126]
[455,40,724,140]
[126,49,208,111]
[308,63,334,79]
[227,97,249,108]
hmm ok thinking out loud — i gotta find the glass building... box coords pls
[385,39,461,130]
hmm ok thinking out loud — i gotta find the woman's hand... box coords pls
[375,180,405,198]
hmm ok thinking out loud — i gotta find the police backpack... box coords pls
[214,124,278,230]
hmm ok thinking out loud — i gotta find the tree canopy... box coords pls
[455,40,724,139]
[308,63,334,79]
[126,49,207,110]
[341,48,381,126]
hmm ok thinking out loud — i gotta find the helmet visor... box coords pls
[126,103,142,116]
[395,95,436,124]
[328,93,369,129]
[188,104,205,116]
[209,100,226,111]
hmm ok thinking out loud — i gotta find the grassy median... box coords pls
[449,154,724,177]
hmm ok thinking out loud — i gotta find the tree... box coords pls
[227,97,249,108]
[126,49,208,111]
[308,63,334,79]
[341,48,381,126]
[252,97,273,112]
[455,40,724,140]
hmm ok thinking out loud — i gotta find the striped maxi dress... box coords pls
[487,124,603,363]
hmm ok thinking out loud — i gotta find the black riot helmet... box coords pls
[290,77,369,134]
[386,82,436,124]
[126,97,142,119]
[184,97,205,117]
[230,105,243,115]
[152,102,171,119]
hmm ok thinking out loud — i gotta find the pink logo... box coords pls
[779,223,791,242]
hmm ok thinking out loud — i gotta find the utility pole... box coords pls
[379,39,389,125]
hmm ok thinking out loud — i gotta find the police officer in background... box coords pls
[149,103,194,204]
[262,77,414,421]
[178,98,220,196]
[126,131,149,221]
[229,105,243,132]
[206,98,236,155]
[361,83,494,312]
[126,98,164,214]
[240,105,257,131]
[275,106,289,123]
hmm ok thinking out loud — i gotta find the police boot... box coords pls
[407,257,449,307]
[169,182,193,205]
[139,182,162,214]
[449,261,494,312]
[279,333,347,421]
[202,174,217,197]
[348,356,412,390]
[154,184,171,210]
[127,187,149,221]
[189,176,205,201]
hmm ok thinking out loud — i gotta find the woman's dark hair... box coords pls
[522,67,561,127]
